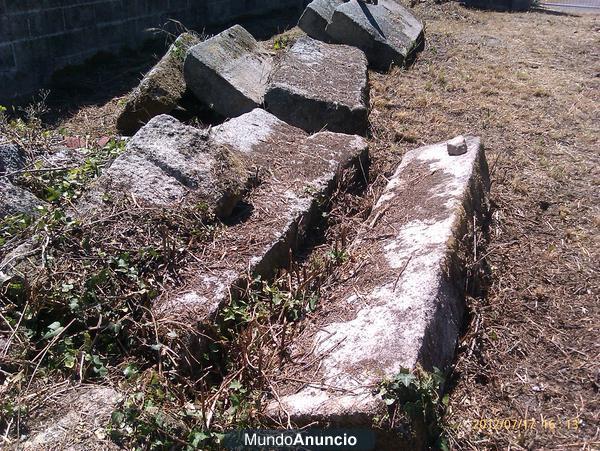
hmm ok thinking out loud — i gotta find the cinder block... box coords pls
[4,0,40,12]
[63,4,96,30]
[0,43,15,70]
[94,0,125,25]
[12,38,49,67]
[1,13,30,41]
[168,0,189,10]
[27,8,65,37]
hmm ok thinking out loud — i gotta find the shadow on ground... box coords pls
[33,8,303,129]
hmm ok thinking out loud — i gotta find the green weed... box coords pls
[376,367,449,450]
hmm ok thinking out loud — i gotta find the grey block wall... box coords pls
[0,0,306,104]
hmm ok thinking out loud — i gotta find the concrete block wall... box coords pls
[0,0,306,103]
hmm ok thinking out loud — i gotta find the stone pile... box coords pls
[116,1,423,133]
[183,25,371,135]
[2,5,495,446]
[152,109,368,367]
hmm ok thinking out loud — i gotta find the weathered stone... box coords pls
[77,115,246,219]
[298,0,346,42]
[117,33,201,136]
[0,236,44,286]
[0,141,26,176]
[18,385,121,450]
[36,146,87,169]
[184,25,272,119]
[326,0,424,71]
[152,109,368,369]
[0,180,47,219]
[269,137,490,433]
[447,135,467,155]
[265,36,369,134]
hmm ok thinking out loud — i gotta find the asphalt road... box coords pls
[540,0,600,13]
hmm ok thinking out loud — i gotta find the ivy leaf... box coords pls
[111,410,125,426]
[42,321,64,340]
[442,394,450,406]
[123,364,138,379]
[384,397,396,406]
[229,379,243,391]
[189,430,209,447]
[63,353,76,369]
[396,372,416,387]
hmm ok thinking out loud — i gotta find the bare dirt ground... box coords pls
[367,3,599,449]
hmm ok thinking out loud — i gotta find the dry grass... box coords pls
[367,2,599,449]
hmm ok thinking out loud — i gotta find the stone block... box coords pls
[19,385,121,450]
[0,179,46,220]
[27,8,65,37]
[265,36,369,134]
[116,33,201,135]
[298,0,345,42]
[184,25,272,118]
[63,4,97,30]
[269,136,490,433]
[325,0,424,71]
[0,140,26,175]
[78,115,247,219]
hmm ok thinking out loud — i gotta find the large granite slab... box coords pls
[184,25,272,118]
[77,114,246,219]
[265,36,369,134]
[326,0,424,70]
[268,137,490,439]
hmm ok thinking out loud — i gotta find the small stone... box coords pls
[447,135,468,155]
[0,237,44,287]
[37,146,87,168]
[117,33,201,135]
[63,136,85,149]
[97,136,111,148]
[184,25,272,118]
